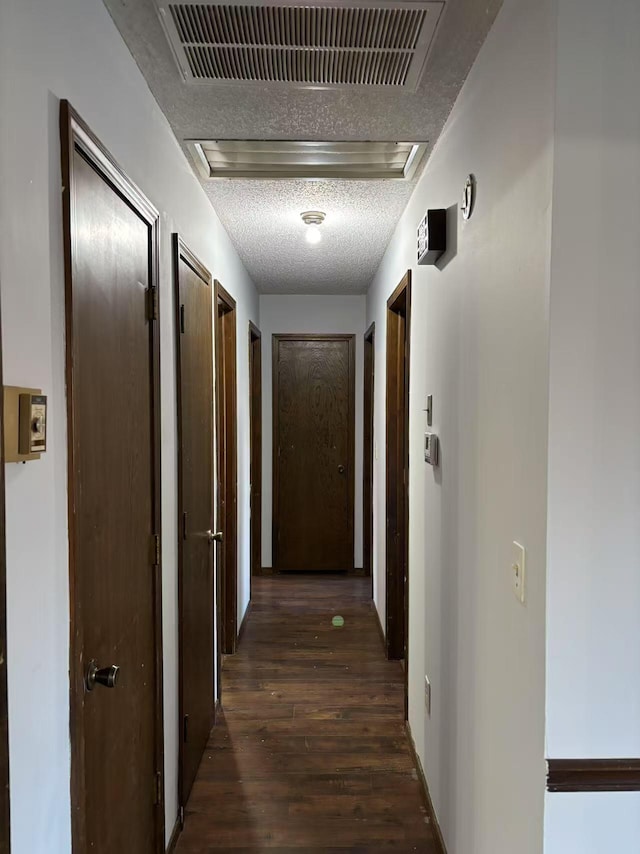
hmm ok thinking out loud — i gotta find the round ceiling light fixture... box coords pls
[301,210,326,245]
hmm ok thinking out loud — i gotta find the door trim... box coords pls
[0,296,9,854]
[546,759,640,792]
[363,322,375,597]
[214,281,237,656]
[385,271,411,719]
[272,333,356,572]
[60,100,165,853]
[173,234,215,815]
[248,322,262,587]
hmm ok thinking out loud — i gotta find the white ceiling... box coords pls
[205,178,411,293]
[104,0,503,294]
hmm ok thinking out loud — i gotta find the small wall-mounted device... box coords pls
[424,432,439,467]
[3,386,48,462]
[19,393,47,455]
[417,209,447,265]
[424,394,433,427]
[462,174,476,221]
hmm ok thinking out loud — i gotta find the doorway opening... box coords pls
[61,101,165,853]
[272,334,355,572]
[249,322,262,587]
[215,282,238,656]
[385,271,411,717]
[174,235,216,815]
[363,322,375,598]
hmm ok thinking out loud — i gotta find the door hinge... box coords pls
[179,805,185,829]
[147,286,159,321]
[180,304,186,334]
[182,512,188,541]
[154,770,163,806]
[183,713,189,742]
[151,534,161,567]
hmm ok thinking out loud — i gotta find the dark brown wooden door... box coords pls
[386,273,411,694]
[214,283,237,656]
[273,335,355,572]
[0,301,9,854]
[363,323,375,590]
[61,103,163,854]
[174,236,215,809]
[249,323,262,580]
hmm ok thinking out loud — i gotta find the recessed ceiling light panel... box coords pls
[155,0,445,90]
[189,140,428,180]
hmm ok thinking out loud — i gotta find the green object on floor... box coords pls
[332,615,345,627]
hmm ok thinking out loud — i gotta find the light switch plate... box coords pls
[512,541,526,604]
[424,675,431,715]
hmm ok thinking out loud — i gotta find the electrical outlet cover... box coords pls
[512,541,526,604]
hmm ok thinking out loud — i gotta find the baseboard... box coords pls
[372,602,386,654]
[274,567,355,574]
[238,600,252,644]
[166,813,181,853]
[348,566,366,577]
[259,566,275,575]
[405,721,447,854]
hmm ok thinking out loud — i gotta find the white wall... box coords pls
[544,0,640,847]
[365,0,554,851]
[259,295,366,570]
[544,792,640,854]
[0,0,258,850]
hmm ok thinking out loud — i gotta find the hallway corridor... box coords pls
[175,576,441,852]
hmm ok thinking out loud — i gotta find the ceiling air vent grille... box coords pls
[155,1,445,90]
[187,139,428,180]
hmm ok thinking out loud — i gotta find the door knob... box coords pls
[338,465,345,474]
[207,530,223,543]
[86,660,120,691]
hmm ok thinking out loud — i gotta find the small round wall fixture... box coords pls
[462,174,476,221]
[301,210,326,245]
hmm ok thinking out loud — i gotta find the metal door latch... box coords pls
[86,659,120,691]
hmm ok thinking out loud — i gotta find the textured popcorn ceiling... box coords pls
[205,178,411,293]
[104,0,503,293]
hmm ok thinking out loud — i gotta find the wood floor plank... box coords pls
[175,575,441,853]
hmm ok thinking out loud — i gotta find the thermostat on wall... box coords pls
[3,386,48,463]
[19,393,47,455]
[424,432,439,467]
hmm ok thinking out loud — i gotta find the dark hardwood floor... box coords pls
[175,575,441,852]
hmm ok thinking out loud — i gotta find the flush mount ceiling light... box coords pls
[188,140,428,181]
[301,210,326,245]
[155,1,445,91]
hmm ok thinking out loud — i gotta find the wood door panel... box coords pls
[363,324,375,584]
[73,149,157,854]
[175,237,214,807]
[249,324,262,579]
[274,336,354,572]
[215,284,237,656]
[62,103,163,854]
[385,272,411,722]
